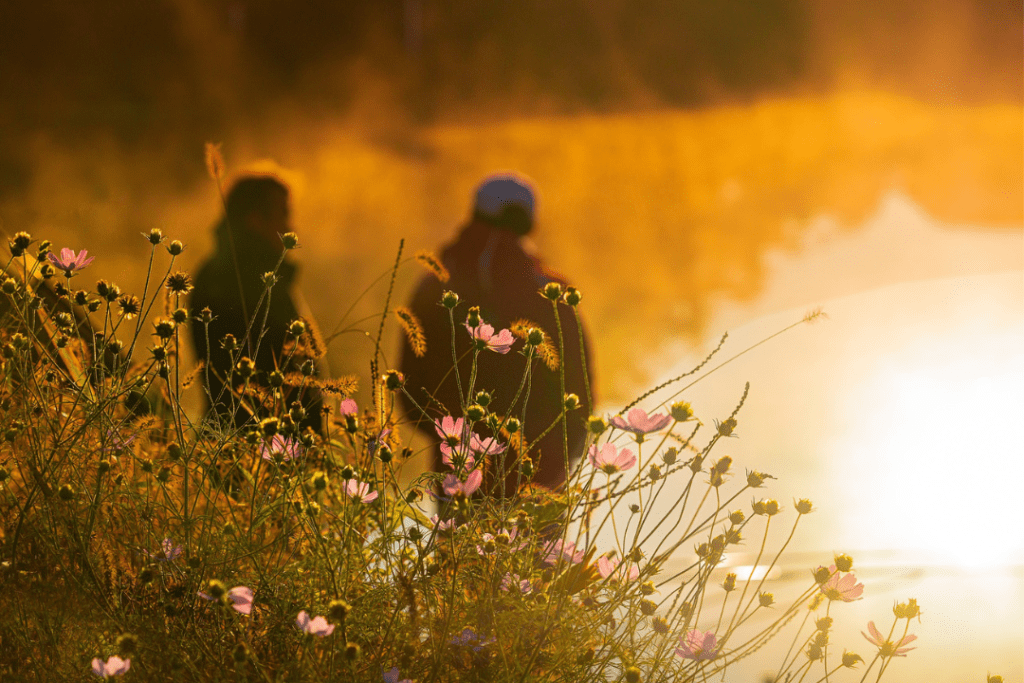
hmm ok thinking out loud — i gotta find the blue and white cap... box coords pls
[473,173,536,222]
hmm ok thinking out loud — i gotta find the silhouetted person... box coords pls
[399,172,594,495]
[190,175,323,432]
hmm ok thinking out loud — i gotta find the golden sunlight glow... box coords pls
[838,320,1024,568]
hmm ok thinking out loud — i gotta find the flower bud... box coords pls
[466,306,481,328]
[300,359,315,377]
[172,308,188,325]
[689,454,704,473]
[723,573,737,592]
[377,444,393,463]
[58,484,75,500]
[383,370,404,391]
[466,403,486,422]
[156,466,172,483]
[1,278,16,294]
[541,282,562,301]
[233,643,248,663]
[651,617,670,634]
[563,286,582,306]
[813,630,829,647]
[147,228,164,245]
[138,566,156,584]
[758,592,774,607]
[344,643,361,661]
[893,598,921,620]
[98,459,111,475]
[661,447,678,466]
[441,290,459,308]
[670,401,693,422]
[834,554,853,572]
[648,464,661,481]
[765,499,780,516]
[206,579,227,599]
[628,547,644,563]
[116,634,138,657]
[624,666,641,683]
[717,417,737,437]
[220,334,238,351]
[746,470,770,488]
[563,393,580,411]
[752,499,767,516]
[154,319,175,339]
[281,232,299,249]
[639,599,657,616]
[312,472,328,491]
[167,240,184,256]
[340,466,354,480]
[526,327,545,346]
[505,417,521,433]
[813,566,832,584]
[816,616,833,631]
[260,417,280,437]
[729,509,745,525]
[640,581,655,596]
[587,416,608,435]
[328,599,351,623]
[807,644,823,661]
[842,652,863,668]
[235,357,256,379]
[629,504,640,514]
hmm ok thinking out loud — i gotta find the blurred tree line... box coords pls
[0,0,1019,196]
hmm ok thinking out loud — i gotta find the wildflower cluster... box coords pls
[0,226,944,683]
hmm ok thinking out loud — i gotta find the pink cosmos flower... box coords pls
[500,572,533,594]
[296,610,335,637]
[143,537,182,562]
[609,408,672,435]
[465,323,515,354]
[675,629,719,661]
[476,528,526,555]
[588,443,637,474]
[470,434,505,455]
[434,416,465,442]
[383,667,414,683]
[440,443,476,472]
[344,479,379,503]
[597,556,640,582]
[339,398,358,416]
[542,538,585,565]
[430,514,458,532]
[48,248,95,274]
[91,655,130,678]
[442,469,483,497]
[862,621,917,657]
[198,586,254,615]
[818,564,865,602]
[260,435,303,462]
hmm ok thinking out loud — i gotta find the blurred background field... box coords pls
[1,0,1021,678]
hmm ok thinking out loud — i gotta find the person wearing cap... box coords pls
[398,172,594,495]
[190,174,324,433]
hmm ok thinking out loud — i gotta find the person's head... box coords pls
[224,175,291,246]
[471,173,536,236]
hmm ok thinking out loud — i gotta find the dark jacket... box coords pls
[190,219,322,431]
[399,221,594,493]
